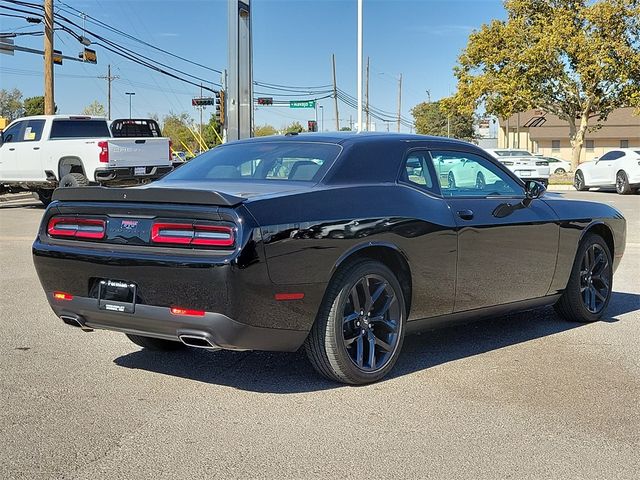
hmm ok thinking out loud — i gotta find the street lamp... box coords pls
[319,105,324,132]
[125,92,135,119]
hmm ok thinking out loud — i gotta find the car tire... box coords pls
[554,233,613,323]
[126,334,186,351]
[36,188,54,206]
[59,172,89,188]
[555,168,566,174]
[305,259,406,384]
[615,170,632,195]
[574,171,588,191]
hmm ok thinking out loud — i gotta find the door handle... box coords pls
[457,209,474,220]
[8,147,15,151]
[33,147,40,150]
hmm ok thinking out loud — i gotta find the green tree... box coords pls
[0,88,23,121]
[446,0,640,169]
[82,100,106,116]
[340,126,352,131]
[254,124,278,137]
[284,121,305,134]
[201,114,222,148]
[411,100,476,141]
[161,112,198,155]
[23,96,46,116]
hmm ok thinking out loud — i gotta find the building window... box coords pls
[551,140,560,152]
[586,140,595,152]
[620,139,629,148]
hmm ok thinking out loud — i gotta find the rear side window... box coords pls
[401,150,437,194]
[50,120,111,139]
[22,119,45,141]
[165,142,341,183]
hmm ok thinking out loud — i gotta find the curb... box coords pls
[547,184,574,191]
[0,193,35,202]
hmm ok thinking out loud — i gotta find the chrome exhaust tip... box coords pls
[178,334,220,350]
[60,315,93,332]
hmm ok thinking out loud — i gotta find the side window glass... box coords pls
[402,151,436,193]
[430,150,523,197]
[2,121,24,143]
[23,120,45,142]
[599,152,613,161]
[610,151,624,160]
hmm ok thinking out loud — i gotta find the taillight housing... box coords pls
[47,217,106,239]
[169,140,173,161]
[98,141,109,163]
[151,222,235,247]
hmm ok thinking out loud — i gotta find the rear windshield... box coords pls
[165,141,342,183]
[111,119,161,137]
[50,119,111,139]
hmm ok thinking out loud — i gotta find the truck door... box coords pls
[10,119,47,181]
[0,120,26,181]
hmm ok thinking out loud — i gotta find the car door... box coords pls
[590,151,622,186]
[9,119,46,181]
[0,120,25,181]
[428,149,559,312]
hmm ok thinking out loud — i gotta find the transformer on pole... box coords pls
[227,0,253,141]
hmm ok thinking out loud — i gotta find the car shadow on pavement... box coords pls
[113,291,639,393]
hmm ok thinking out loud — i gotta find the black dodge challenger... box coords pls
[33,133,626,384]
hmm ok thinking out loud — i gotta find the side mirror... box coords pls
[522,180,546,207]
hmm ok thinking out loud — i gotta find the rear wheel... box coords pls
[615,170,632,195]
[554,233,613,322]
[574,171,588,191]
[305,259,406,384]
[126,334,185,351]
[59,172,89,188]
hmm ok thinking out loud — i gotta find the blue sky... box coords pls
[0,0,506,131]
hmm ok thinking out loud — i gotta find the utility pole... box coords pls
[396,73,402,133]
[357,0,363,132]
[365,56,370,131]
[125,92,135,119]
[44,0,54,115]
[98,65,119,120]
[332,54,339,131]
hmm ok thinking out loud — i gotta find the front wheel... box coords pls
[574,171,588,191]
[305,259,406,384]
[554,168,566,175]
[615,170,632,195]
[554,233,613,322]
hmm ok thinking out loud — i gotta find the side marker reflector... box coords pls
[53,291,73,301]
[170,307,205,316]
[275,293,305,301]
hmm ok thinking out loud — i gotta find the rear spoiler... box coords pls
[52,187,246,207]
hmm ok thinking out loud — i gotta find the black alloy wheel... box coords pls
[579,243,612,314]
[305,259,406,384]
[554,233,613,322]
[616,170,632,195]
[574,171,587,191]
[342,274,401,372]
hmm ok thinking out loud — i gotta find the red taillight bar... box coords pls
[170,307,205,316]
[47,217,106,239]
[53,291,73,301]
[151,223,234,247]
[98,140,109,163]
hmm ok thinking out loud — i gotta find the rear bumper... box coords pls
[47,294,307,351]
[94,166,173,185]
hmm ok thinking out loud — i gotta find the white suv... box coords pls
[574,148,640,195]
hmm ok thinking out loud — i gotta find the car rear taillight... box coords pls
[47,217,106,239]
[169,140,173,161]
[170,307,205,316]
[53,291,73,301]
[536,161,549,166]
[151,222,235,247]
[98,141,109,163]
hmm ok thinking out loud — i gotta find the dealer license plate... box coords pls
[98,279,137,314]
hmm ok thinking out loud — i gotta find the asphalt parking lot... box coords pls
[1,190,639,479]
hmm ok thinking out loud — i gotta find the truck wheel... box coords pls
[305,259,406,384]
[126,334,185,351]
[60,173,89,188]
[36,189,54,206]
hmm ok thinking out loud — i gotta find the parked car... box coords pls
[535,155,572,174]
[0,115,173,205]
[33,133,626,384]
[574,148,640,194]
[484,148,550,185]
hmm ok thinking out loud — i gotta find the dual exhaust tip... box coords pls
[60,315,220,350]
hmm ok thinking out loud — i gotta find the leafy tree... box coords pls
[23,96,45,116]
[284,121,305,134]
[82,100,106,116]
[201,114,222,148]
[161,112,199,155]
[411,100,476,141]
[446,0,640,169]
[254,124,278,137]
[340,126,352,131]
[0,88,23,120]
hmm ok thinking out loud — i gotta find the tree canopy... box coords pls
[23,96,46,116]
[0,89,23,121]
[284,121,305,134]
[82,100,106,116]
[411,100,476,141]
[446,0,640,168]
[254,124,278,137]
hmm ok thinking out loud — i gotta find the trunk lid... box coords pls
[106,138,170,168]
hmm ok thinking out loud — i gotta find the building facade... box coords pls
[498,108,640,161]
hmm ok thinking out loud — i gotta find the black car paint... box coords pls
[32,133,626,352]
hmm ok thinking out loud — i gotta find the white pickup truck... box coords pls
[0,115,173,205]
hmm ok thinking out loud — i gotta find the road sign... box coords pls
[290,100,316,109]
[192,97,215,107]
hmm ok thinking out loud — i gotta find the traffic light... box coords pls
[215,90,225,125]
[307,120,318,132]
[257,97,273,105]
